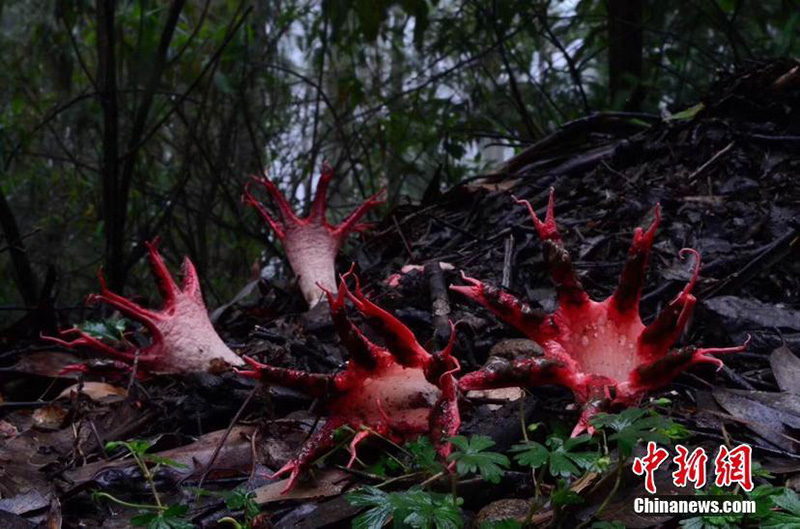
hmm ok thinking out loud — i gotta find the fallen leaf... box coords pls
[466,387,525,410]
[712,388,795,450]
[64,425,255,487]
[32,405,68,431]
[476,499,529,524]
[9,352,84,379]
[57,382,127,403]
[254,468,350,505]
[770,344,800,393]
[0,510,37,529]
[705,296,800,331]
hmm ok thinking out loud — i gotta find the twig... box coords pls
[197,386,257,490]
[392,214,415,260]
[0,227,42,254]
[425,262,451,348]
[502,234,515,289]
[687,141,734,182]
[702,226,799,299]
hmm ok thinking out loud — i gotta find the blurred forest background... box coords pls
[1,0,799,322]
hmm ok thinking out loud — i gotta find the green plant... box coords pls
[511,434,601,478]
[78,317,128,342]
[551,479,584,507]
[680,485,800,529]
[407,436,445,475]
[448,435,510,484]
[590,407,687,457]
[763,488,800,528]
[569,408,687,529]
[478,520,523,529]
[217,488,261,529]
[347,486,463,529]
[92,440,191,529]
[130,505,194,529]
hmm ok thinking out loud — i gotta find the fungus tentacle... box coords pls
[450,273,548,337]
[236,356,333,398]
[267,416,348,492]
[44,328,141,362]
[90,271,163,335]
[341,275,430,369]
[514,189,588,307]
[637,248,701,362]
[628,336,751,393]
[611,205,661,314]
[458,357,578,392]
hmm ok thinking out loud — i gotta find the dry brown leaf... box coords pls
[770,344,800,394]
[57,382,127,403]
[10,352,84,379]
[253,469,351,505]
[466,387,525,410]
[32,404,68,431]
[476,499,529,524]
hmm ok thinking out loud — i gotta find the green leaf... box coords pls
[131,513,158,526]
[131,505,193,529]
[665,103,705,122]
[145,455,189,469]
[479,521,522,529]
[348,486,462,529]
[348,487,394,529]
[591,408,677,457]
[163,505,189,517]
[222,488,260,521]
[510,441,548,469]
[448,435,509,484]
[772,489,800,517]
[78,318,127,342]
[551,482,583,507]
[406,436,443,474]
[513,435,599,478]
[106,439,153,457]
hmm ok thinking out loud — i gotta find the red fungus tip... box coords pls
[678,248,702,296]
[512,189,558,240]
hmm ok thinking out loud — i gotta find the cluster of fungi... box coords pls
[45,168,747,491]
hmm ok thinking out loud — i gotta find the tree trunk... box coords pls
[607,0,643,110]
[0,184,38,306]
[96,0,185,290]
[96,0,123,291]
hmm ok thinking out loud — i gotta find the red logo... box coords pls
[633,443,753,493]
[714,444,753,491]
[632,441,670,494]
[672,444,708,489]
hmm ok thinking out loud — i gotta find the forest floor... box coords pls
[1,59,799,529]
